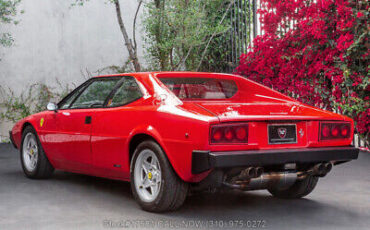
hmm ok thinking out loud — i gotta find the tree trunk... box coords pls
[114,0,141,72]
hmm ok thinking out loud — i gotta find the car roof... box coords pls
[93,72,244,80]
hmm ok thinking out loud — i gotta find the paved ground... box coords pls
[0,143,369,230]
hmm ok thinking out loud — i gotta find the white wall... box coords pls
[0,0,145,140]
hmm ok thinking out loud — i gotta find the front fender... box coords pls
[11,115,40,149]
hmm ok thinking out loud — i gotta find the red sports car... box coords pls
[10,72,359,212]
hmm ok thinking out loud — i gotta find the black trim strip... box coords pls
[192,146,359,174]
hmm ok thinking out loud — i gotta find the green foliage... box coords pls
[0,33,13,47]
[0,82,74,123]
[0,86,32,122]
[333,1,369,146]
[0,0,22,47]
[72,0,250,73]
[142,0,235,72]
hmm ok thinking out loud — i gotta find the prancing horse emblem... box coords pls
[299,128,304,137]
[277,128,287,139]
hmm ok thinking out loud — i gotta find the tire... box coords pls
[20,125,54,179]
[130,140,188,212]
[268,175,319,199]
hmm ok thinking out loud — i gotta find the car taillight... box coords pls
[320,122,351,140]
[210,124,248,144]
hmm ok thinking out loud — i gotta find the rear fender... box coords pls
[126,125,184,180]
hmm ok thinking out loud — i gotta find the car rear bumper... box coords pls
[192,146,359,174]
[9,131,17,149]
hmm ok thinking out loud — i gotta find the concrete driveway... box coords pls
[0,143,369,230]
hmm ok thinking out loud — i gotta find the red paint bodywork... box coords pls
[11,72,354,183]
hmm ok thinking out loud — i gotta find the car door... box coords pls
[42,80,90,169]
[91,76,143,179]
[54,77,121,173]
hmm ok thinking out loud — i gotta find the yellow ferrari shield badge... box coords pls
[40,118,44,127]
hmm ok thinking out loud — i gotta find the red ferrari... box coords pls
[10,72,359,212]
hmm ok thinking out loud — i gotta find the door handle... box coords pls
[85,116,92,124]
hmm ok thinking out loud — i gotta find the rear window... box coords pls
[159,77,238,99]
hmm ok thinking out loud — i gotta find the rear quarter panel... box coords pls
[147,106,214,182]
[120,103,215,182]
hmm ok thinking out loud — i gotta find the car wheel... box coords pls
[130,140,188,212]
[268,175,318,199]
[20,126,54,179]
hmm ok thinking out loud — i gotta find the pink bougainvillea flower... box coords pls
[236,0,369,139]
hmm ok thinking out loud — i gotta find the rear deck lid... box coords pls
[193,101,344,122]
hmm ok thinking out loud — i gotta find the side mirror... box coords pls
[47,102,58,112]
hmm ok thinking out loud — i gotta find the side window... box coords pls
[58,86,86,109]
[107,77,142,107]
[70,78,119,109]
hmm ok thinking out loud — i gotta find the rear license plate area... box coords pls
[268,124,297,144]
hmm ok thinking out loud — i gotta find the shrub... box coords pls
[236,0,369,146]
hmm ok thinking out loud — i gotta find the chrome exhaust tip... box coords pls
[324,162,332,174]
[255,167,264,178]
[238,167,256,180]
[249,167,257,178]
[313,163,326,175]
[312,162,332,177]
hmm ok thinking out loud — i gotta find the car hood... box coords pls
[185,101,346,122]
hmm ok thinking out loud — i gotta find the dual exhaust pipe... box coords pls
[225,162,333,191]
[312,162,332,177]
[236,162,332,181]
[237,167,264,181]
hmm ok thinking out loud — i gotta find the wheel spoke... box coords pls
[143,161,152,172]
[142,161,151,172]
[150,184,157,195]
[154,171,161,181]
[30,139,35,147]
[151,157,158,169]
[142,178,151,189]
[31,157,36,168]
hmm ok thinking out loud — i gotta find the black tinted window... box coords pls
[70,78,119,109]
[107,77,142,107]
